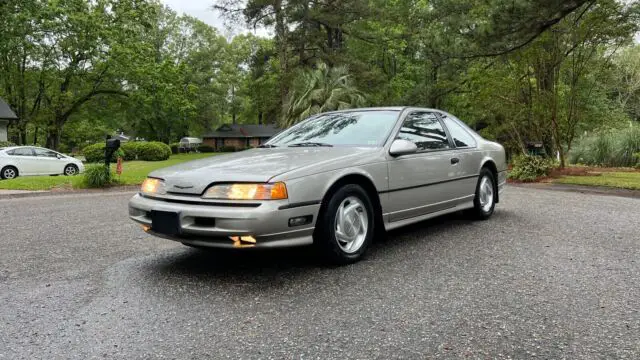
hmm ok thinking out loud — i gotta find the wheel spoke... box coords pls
[357,212,367,234]
[335,229,350,243]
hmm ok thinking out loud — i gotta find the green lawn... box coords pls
[0,153,219,191]
[554,171,640,190]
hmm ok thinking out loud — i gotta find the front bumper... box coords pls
[128,193,320,249]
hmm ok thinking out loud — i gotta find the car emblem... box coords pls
[173,184,194,189]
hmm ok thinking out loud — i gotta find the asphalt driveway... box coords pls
[0,187,638,359]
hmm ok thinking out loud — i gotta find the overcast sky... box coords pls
[160,0,269,38]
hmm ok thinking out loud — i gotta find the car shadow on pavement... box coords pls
[144,210,498,281]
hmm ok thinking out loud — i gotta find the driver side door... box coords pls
[33,148,64,174]
[386,111,461,222]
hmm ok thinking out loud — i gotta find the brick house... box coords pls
[0,97,18,142]
[202,124,280,150]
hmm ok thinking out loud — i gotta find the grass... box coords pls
[553,171,640,190]
[0,153,219,191]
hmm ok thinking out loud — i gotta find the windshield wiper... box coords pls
[258,144,278,148]
[288,142,333,147]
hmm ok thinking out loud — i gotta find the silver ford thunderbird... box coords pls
[129,107,507,264]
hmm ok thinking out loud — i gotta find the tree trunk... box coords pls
[46,115,65,150]
[46,128,62,151]
[231,85,236,124]
[274,0,288,115]
[18,124,27,145]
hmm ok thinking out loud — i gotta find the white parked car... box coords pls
[0,146,85,180]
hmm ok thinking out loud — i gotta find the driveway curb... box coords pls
[0,185,139,199]
[508,182,640,199]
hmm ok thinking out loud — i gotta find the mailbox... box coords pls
[105,136,121,166]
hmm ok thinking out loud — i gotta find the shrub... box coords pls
[82,143,125,163]
[0,141,16,148]
[136,141,171,161]
[120,142,144,161]
[83,164,114,188]
[615,127,640,167]
[508,154,557,182]
[592,132,614,166]
[197,145,215,153]
[569,127,640,167]
[170,142,180,154]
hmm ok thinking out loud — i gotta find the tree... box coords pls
[612,45,640,122]
[283,62,366,126]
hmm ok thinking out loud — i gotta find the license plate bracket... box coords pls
[150,210,181,235]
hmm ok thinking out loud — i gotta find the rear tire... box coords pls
[1,166,18,180]
[314,184,375,265]
[470,168,496,220]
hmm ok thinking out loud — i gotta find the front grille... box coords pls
[141,193,261,208]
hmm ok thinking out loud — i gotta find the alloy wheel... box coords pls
[478,175,494,213]
[334,196,369,254]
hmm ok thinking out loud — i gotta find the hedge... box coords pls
[197,145,216,153]
[135,141,171,161]
[82,143,125,163]
[120,142,143,161]
[219,146,244,152]
[0,141,16,148]
[82,141,171,162]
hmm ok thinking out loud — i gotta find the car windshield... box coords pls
[267,110,400,147]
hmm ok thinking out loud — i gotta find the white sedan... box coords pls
[0,146,85,180]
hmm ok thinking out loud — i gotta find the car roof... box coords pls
[2,146,57,151]
[323,106,451,114]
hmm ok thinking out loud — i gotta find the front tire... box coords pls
[314,184,375,264]
[471,168,496,220]
[1,166,18,180]
[64,164,79,176]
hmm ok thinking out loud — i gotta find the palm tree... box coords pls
[282,62,366,127]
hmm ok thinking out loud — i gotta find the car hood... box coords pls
[149,147,377,195]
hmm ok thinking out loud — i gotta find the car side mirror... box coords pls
[389,139,418,157]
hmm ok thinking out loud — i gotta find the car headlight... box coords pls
[202,182,288,200]
[141,178,166,195]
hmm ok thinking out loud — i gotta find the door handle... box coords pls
[450,158,460,165]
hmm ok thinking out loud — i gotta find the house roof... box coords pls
[203,124,280,138]
[0,97,18,120]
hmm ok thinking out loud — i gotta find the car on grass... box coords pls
[128,107,507,264]
[0,146,84,180]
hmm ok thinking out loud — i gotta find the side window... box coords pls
[396,112,450,151]
[34,148,58,158]
[441,115,477,148]
[9,148,34,156]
